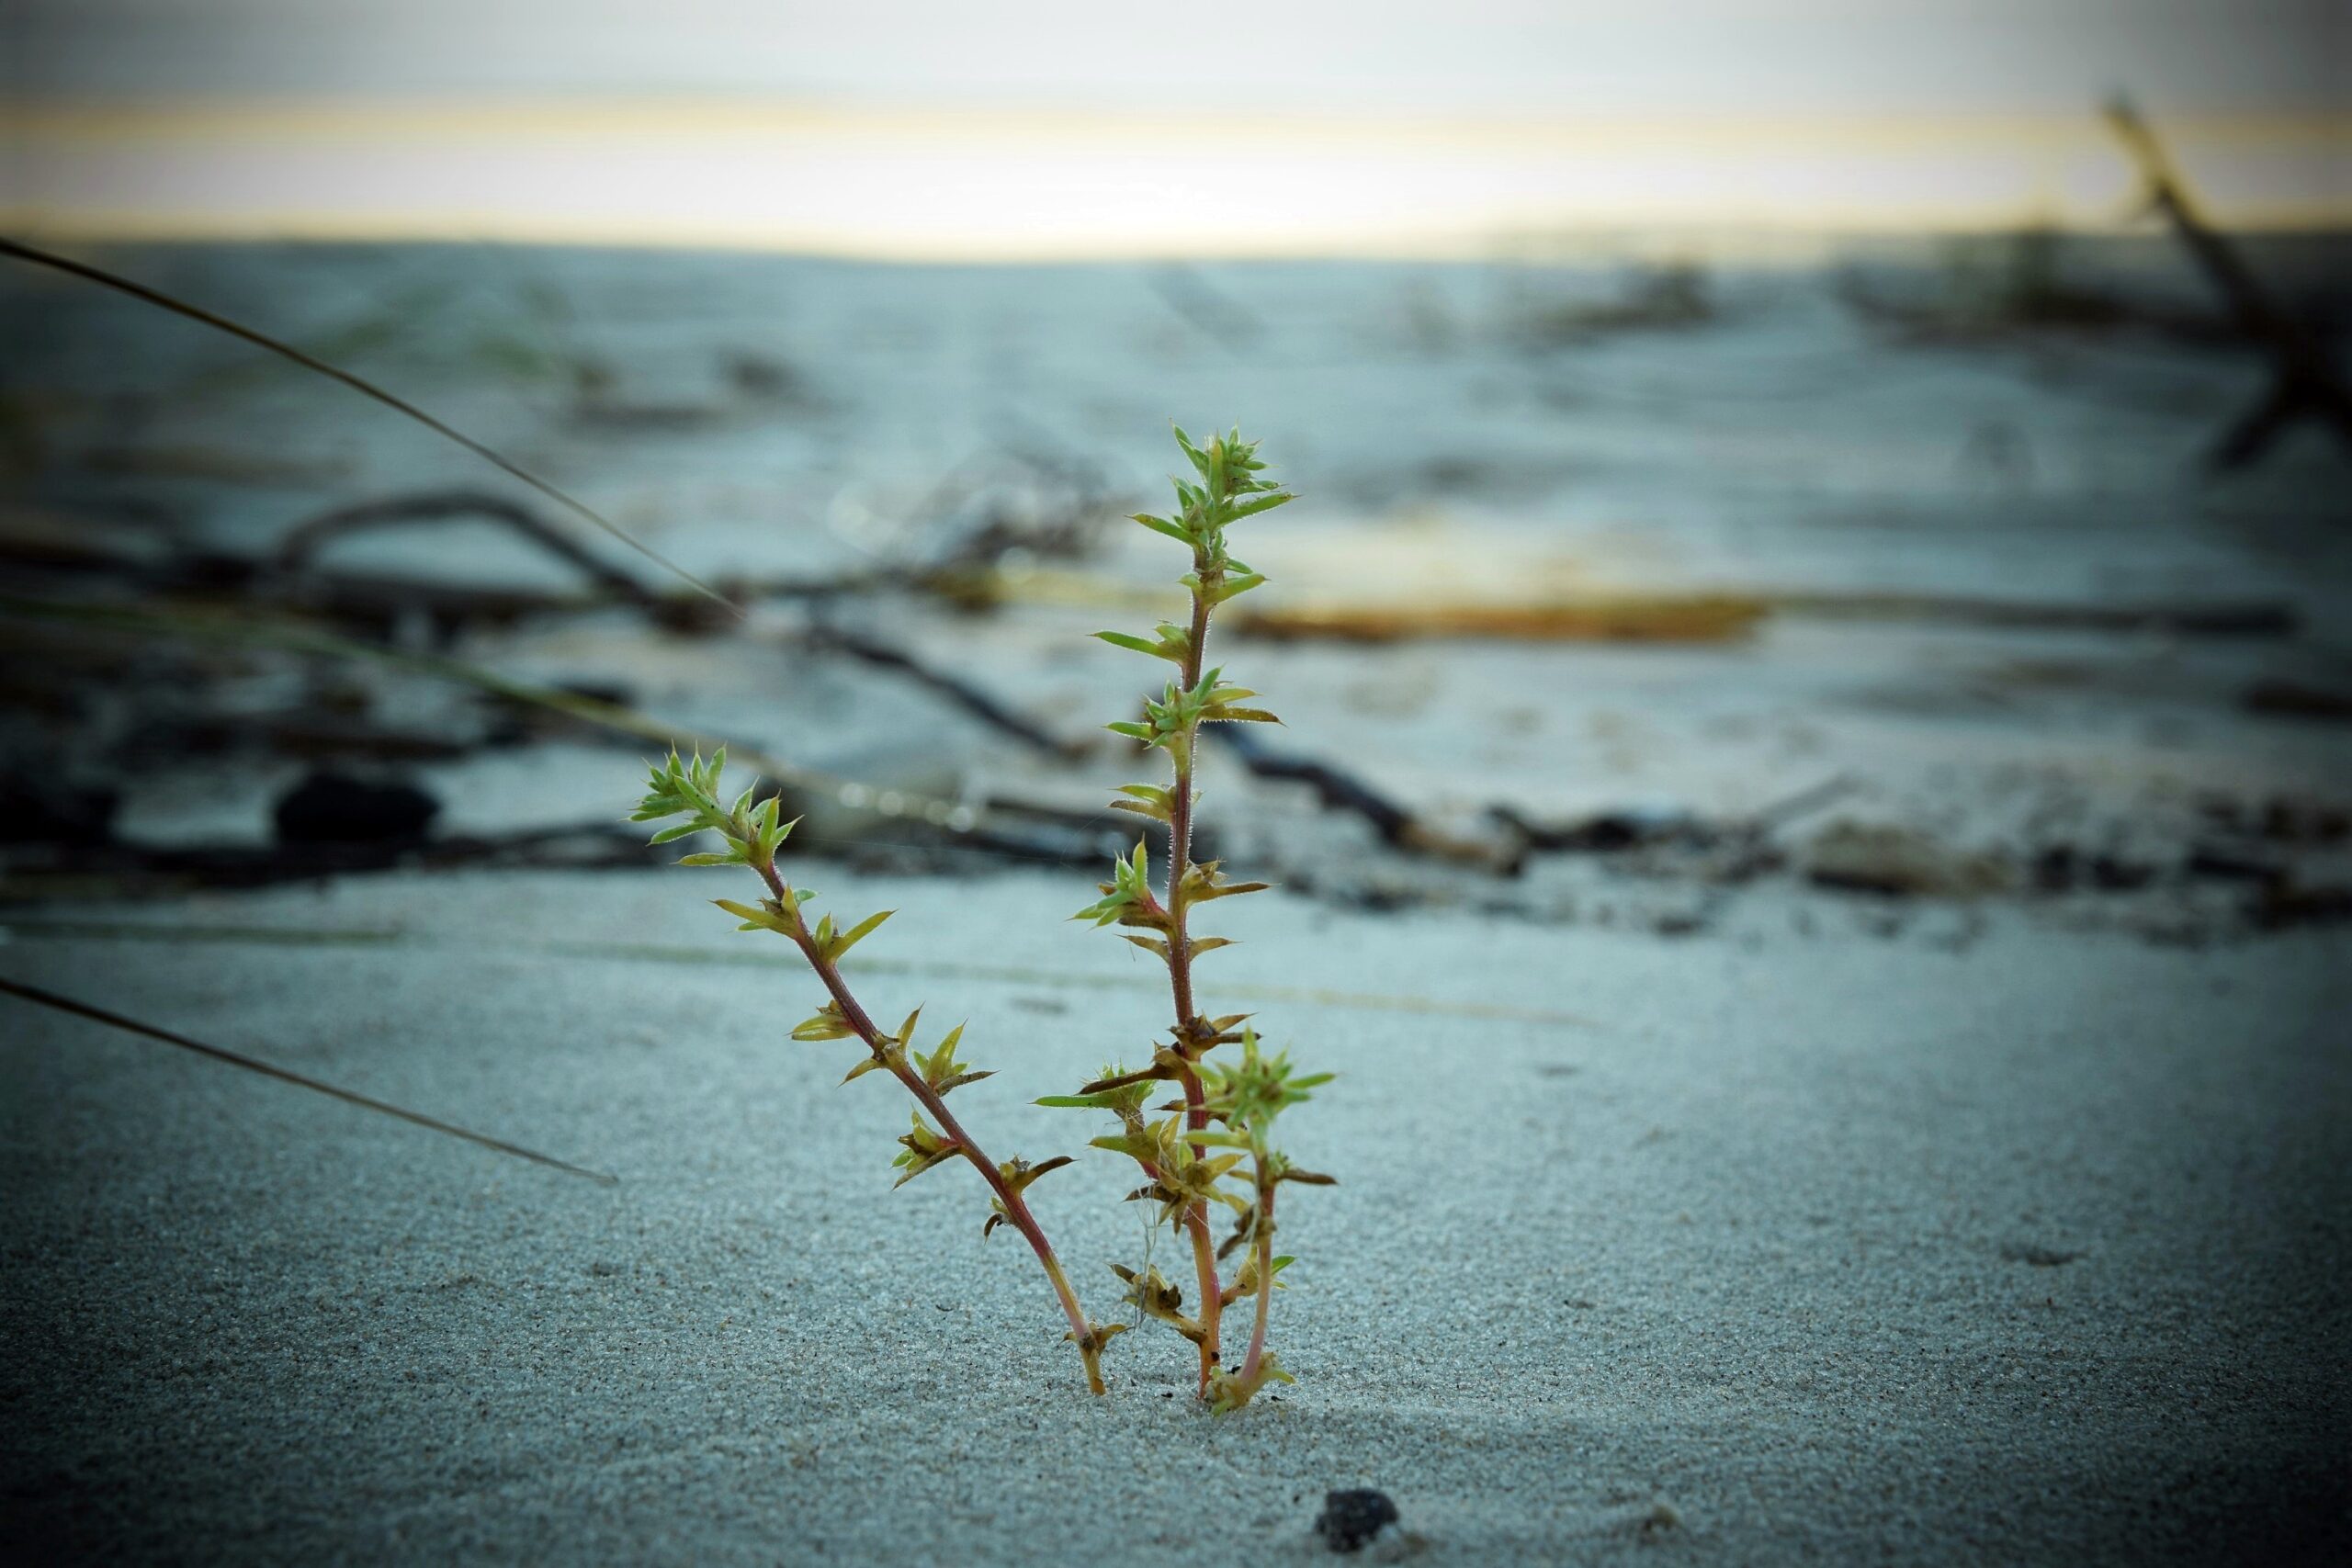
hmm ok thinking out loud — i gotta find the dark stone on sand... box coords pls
[1999,1241,2085,1267]
[273,772,440,844]
[1316,1489,1400,1553]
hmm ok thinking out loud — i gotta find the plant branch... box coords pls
[751,857,1108,1394]
[1163,572,1224,1392]
[1056,427,1314,1408]
[276,489,660,607]
[1238,1180,1277,1386]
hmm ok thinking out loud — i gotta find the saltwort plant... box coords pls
[633,427,1329,1405]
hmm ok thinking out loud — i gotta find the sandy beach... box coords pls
[8,0,2352,1555]
[4,219,2350,1562]
[3,866,2345,1562]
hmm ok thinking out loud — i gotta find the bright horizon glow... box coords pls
[9,2,2343,256]
[6,98,2346,259]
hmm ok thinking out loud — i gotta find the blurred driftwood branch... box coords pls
[2105,96,2352,470]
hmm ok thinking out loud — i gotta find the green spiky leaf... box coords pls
[1093,631,1161,657]
[714,897,795,935]
[1228,491,1295,521]
[1130,512,1191,544]
[824,908,894,963]
[791,1000,855,1042]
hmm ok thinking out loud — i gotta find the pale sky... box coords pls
[9,1,2346,114]
[6,2,2346,253]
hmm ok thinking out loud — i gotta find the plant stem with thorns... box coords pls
[632,748,1117,1394]
[752,859,1108,1393]
[1067,425,1329,1410]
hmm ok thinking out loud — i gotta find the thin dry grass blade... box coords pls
[0,236,738,615]
[2,919,1602,1028]
[0,975,619,1184]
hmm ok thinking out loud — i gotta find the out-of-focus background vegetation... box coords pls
[4,0,2349,936]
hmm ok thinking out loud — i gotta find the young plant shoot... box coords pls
[631,426,1328,1408]
[1059,424,1331,1410]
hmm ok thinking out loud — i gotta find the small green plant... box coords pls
[632,426,1329,1405]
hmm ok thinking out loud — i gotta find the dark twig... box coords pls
[1210,725,1413,843]
[0,592,879,807]
[0,596,1155,874]
[277,490,660,606]
[2104,97,2352,469]
[0,975,619,1184]
[804,622,1090,759]
[1491,774,1855,874]
[1209,726,1504,865]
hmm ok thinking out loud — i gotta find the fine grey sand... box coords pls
[3,869,2346,1563]
[6,238,2350,1562]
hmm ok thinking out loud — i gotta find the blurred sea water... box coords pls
[3,236,2348,922]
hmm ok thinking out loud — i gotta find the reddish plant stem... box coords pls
[1162,581,1224,1392]
[1179,1205,1222,1359]
[1164,586,1215,1056]
[1238,1182,1277,1385]
[754,859,1106,1395]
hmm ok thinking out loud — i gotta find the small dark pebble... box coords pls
[1999,1242,2083,1268]
[273,772,440,844]
[1316,1489,1400,1554]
